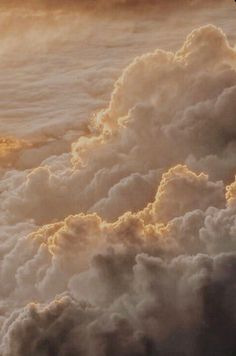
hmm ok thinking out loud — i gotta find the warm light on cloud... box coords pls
[0,2,236,355]
[0,137,30,167]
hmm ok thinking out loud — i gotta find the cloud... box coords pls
[142,165,225,224]
[0,0,227,12]
[2,25,236,227]
[1,24,236,356]
[1,163,236,355]
[2,192,236,355]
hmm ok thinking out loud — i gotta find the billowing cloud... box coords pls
[2,25,236,227]
[1,169,236,355]
[0,9,236,355]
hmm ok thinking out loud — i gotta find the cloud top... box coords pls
[1,24,236,356]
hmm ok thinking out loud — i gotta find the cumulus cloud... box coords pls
[2,24,236,227]
[1,20,236,356]
[1,177,236,355]
[0,163,236,355]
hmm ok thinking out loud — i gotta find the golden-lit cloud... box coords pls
[0,137,30,167]
[0,1,236,354]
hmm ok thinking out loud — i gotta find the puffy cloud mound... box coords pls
[0,186,235,355]
[2,25,236,226]
[0,167,236,355]
[1,25,236,355]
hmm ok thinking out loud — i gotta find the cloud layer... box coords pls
[1,0,227,11]
[2,25,236,227]
[1,165,236,355]
[0,22,236,355]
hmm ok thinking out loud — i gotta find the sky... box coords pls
[1,1,236,355]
